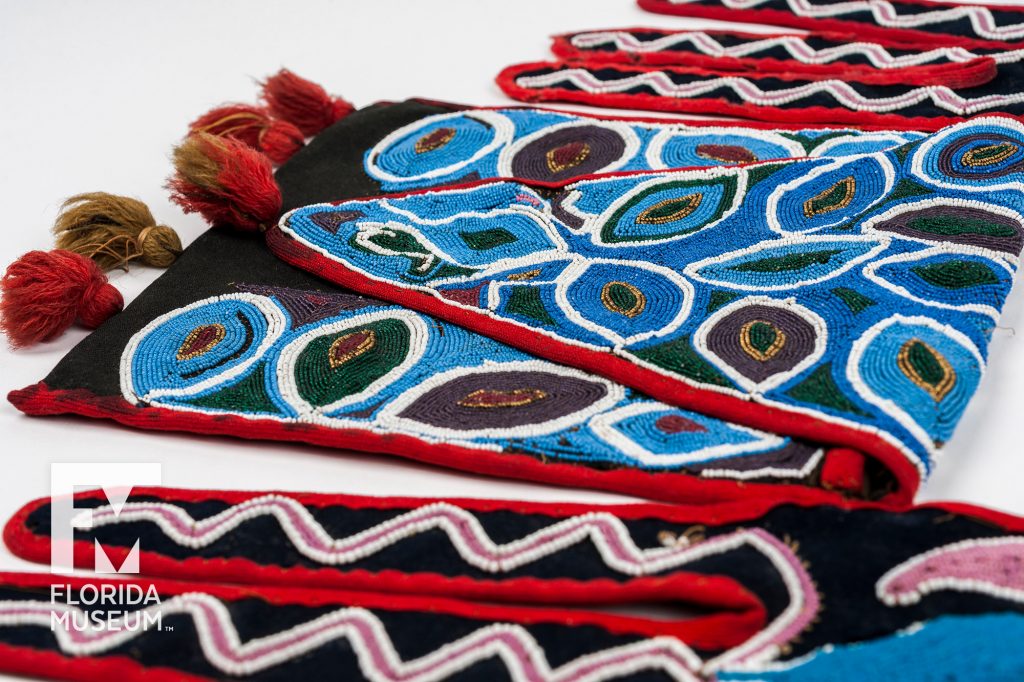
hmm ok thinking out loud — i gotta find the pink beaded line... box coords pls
[71,494,819,671]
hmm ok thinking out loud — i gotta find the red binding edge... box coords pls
[551,28,998,88]
[7,382,857,507]
[0,568,760,682]
[407,97,932,132]
[496,60,985,130]
[4,487,1024,681]
[637,0,1024,51]
[4,487,789,650]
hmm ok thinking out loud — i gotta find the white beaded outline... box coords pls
[364,110,515,183]
[876,536,1024,607]
[861,244,1015,321]
[274,308,430,417]
[765,152,897,235]
[376,359,625,440]
[845,314,985,455]
[588,401,788,466]
[120,293,289,406]
[692,295,829,395]
[860,196,1024,261]
[644,126,805,170]
[580,165,749,248]
[495,118,642,178]
[683,234,892,291]
[909,116,1024,194]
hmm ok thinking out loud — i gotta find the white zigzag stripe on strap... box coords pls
[664,0,1024,42]
[70,495,819,670]
[569,30,1024,67]
[513,67,1024,115]
[0,594,705,680]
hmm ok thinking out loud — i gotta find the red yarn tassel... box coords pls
[168,133,282,232]
[261,69,354,137]
[189,104,304,165]
[1,250,123,348]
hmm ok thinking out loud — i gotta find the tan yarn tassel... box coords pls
[53,193,183,271]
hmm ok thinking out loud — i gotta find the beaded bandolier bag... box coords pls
[3,1,1024,677]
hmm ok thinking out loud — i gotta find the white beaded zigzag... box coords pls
[513,67,1024,116]
[662,0,1024,42]
[0,594,705,681]
[71,495,818,670]
[568,30,1024,68]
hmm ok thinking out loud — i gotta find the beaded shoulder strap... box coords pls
[497,60,1024,128]
[2,488,1024,680]
[551,28,1000,88]
[639,0,1024,50]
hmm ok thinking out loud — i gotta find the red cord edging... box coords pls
[7,382,858,508]
[496,60,978,130]
[3,489,774,651]
[637,0,1024,51]
[550,29,998,88]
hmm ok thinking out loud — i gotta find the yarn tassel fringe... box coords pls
[189,104,305,165]
[0,250,123,348]
[261,69,354,137]
[168,132,282,232]
[53,193,182,271]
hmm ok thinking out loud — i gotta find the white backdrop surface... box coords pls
[0,1,1022,676]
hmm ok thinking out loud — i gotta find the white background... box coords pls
[0,1,1022,670]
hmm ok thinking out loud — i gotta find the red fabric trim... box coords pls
[0,569,766,681]
[496,60,977,130]
[550,29,998,88]
[2,490,769,650]
[7,382,853,507]
[5,487,1024,680]
[637,0,1024,50]
[405,97,931,132]
[266,225,924,506]
[9,485,1024,559]
[820,448,866,494]
[0,643,213,682]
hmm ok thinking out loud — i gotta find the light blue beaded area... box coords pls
[364,107,925,191]
[285,117,1024,476]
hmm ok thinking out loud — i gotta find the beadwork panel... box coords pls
[273,117,1024,492]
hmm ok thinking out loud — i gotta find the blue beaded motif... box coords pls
[364,108,925,192]
[286,118,1024,475]
[121,288,817,477]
